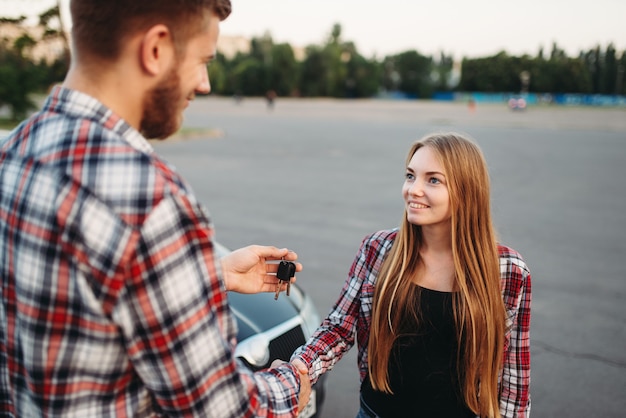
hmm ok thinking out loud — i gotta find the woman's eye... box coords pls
[405,172,414,180]
[428,177,441,184]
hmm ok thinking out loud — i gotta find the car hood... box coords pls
[227,289,303,341]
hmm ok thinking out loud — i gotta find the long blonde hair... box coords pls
[367,133,505,417]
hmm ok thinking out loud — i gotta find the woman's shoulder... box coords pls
[349,229,398,286]
[497,244,531,301]
[354,229,398,269]
[363,228,398,245]
[497,244,530,273]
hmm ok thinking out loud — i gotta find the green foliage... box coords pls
[345,53,382,98]
[0,4,69,121]
[581,44,623,95]
[232,57,268,96]
[2,14,624,106]
[0,16,27,24]
[619,53,626,95]
[204,22,455,99]
[0,44,39,120]
[38,5,60,27]
[13,34,36,53]
[456,42,624,95]
[460,52,519,92]
[382,50,433,98]
[206,33,624,98]
[433,52,455,91]
[298,46,327,97]
[207,52,230,95]
[270,43,299,96]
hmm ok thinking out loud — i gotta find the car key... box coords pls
[275,260,296,300]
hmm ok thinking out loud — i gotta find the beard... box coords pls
[140,66,183,140]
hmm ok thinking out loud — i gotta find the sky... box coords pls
[2,0,625,59]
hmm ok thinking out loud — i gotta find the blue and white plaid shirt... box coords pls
[0,86,302,417]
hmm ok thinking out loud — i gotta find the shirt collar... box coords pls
[46,85,155,155]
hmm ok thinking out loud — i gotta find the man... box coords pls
[0,0,310,416]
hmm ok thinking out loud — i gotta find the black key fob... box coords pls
[275,260,296,300]
[276,260,296,282]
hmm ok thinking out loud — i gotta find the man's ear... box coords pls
[139,24,174,76]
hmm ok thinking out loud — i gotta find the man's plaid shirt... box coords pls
[292,229,532,417]
[0,86,301,417]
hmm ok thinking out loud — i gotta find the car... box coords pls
[508,96,527,111]
[214,242,327,418]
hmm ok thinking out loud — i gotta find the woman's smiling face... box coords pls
[402,145,451,228]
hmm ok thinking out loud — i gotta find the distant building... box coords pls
[217,35,251,59]
[0,21,66,64]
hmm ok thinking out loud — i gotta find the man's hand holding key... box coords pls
[220,245,302,294]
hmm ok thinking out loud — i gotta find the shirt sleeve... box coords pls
[292,232,386,385]
[499,250,532,417]
[113,193,302,418]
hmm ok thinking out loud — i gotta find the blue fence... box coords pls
[432,91,626,107]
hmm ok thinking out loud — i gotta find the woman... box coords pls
[292,132,531,417]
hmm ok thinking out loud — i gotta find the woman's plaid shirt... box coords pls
[292,229,532,417]
[0,86,301,417]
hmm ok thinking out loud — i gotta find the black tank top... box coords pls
[360,286,475,417]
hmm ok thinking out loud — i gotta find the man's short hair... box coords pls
[70,0,231,60]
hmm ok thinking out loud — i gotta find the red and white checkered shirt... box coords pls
[0,86,301,417]
[293,229,532,417]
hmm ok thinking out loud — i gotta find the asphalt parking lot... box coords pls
[155,96,626,418]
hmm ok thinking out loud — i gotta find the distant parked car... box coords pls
[214,242,327,418]
[508,96,527,110]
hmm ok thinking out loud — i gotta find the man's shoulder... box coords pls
[6,113,188,227]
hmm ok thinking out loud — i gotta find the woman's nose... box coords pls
[409,181,424,196]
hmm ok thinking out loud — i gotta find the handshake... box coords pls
[271,358,311,415]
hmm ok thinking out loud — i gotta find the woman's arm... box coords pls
[291,230,395,385]
[499,247,532,417]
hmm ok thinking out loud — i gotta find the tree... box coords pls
[459,50,596,94]
[269,43,298,96]
[383,50,433,98]
[617,52,626,95]
[207,52,230,95]
[298,24,351,98]
[231,57,268,97]
[603,44,618,94]
[592,46,604,93]
[0,4,70,120]
[552,58,592,93]
[298,46,327,97]
[39,3,70,58]
[0,43,39,120]
[433,52,455,91]
[550,42,567,61]
[320,23,349,97]
[346,53,381,98]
